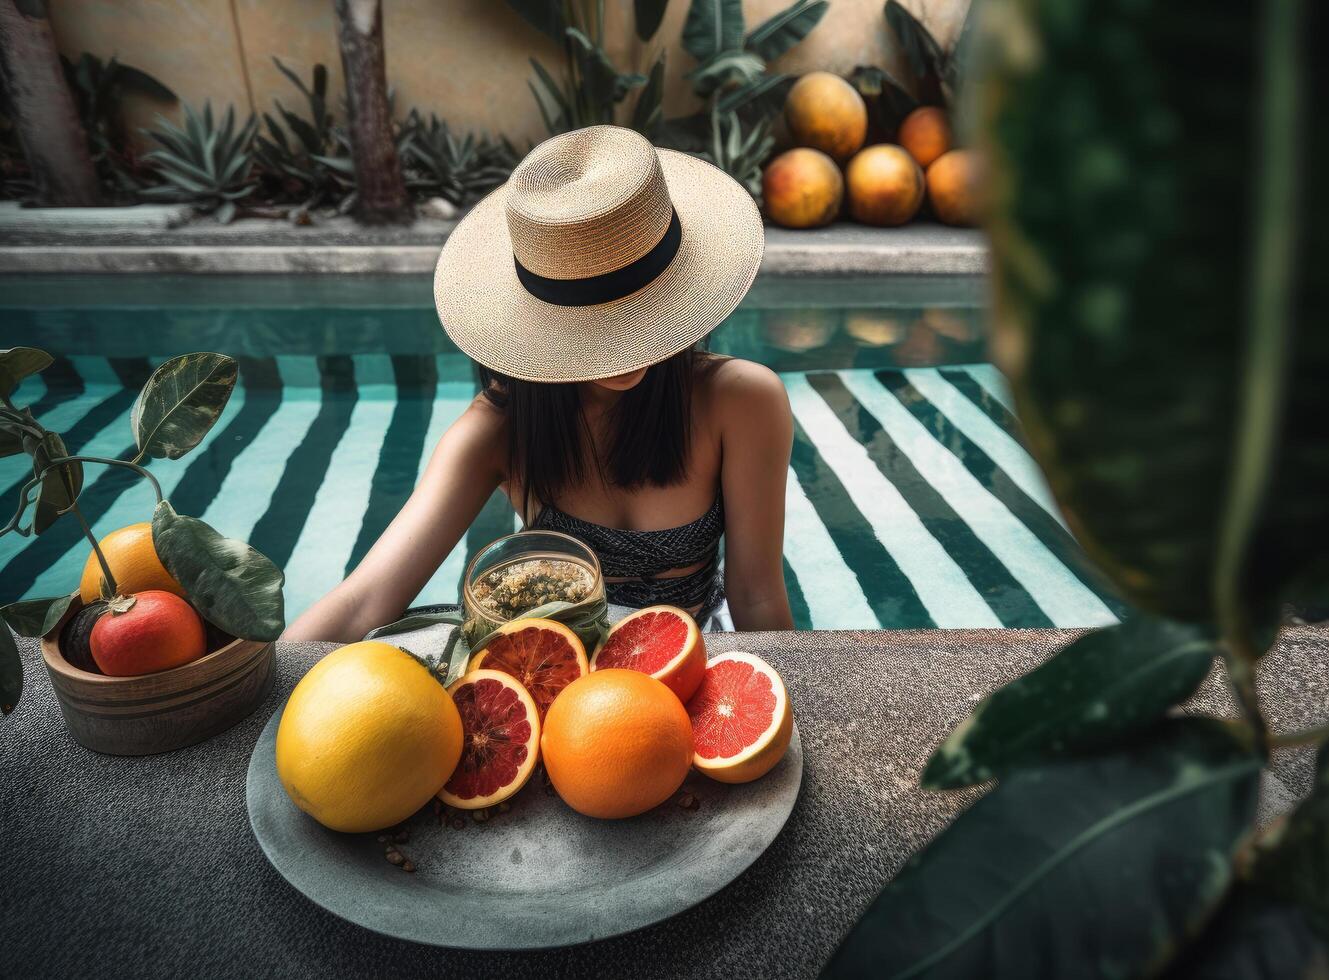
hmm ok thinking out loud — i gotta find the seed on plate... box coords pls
[497,802,510,814]
[473,809,489,823]
[452,818,465,830]
[402,860,415,873]
[393,828,409,843]
[386,850,405,866]
[376,835,389,843]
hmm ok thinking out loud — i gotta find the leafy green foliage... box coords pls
[25,432,81,535]
[60,52,176,196]
[140,102,259,223]
[630,54,668,140]
[922,617,1217,789]
[151,501,285,642]
[0,594,74,638]
[885,1,946,106]
[1250,746,1329,932]
[745,0,829,61]
[703,110,774,198]
[0,348,52,399]
[252,59,352,209]
[400,112,519,207]
[0,623,20,716]
[130,353,238,461]
[825,720,1262,979]
[682,0,746,62]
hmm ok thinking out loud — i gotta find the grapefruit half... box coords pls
[590,605,705,703]
[438,669,541,810]
[686,651,793,784]
[470,618,588,718]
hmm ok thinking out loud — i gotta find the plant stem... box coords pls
[1211,0,1302,752]
[1269,722,1329,750]
[39,454,163,505]
[72,501,117,597]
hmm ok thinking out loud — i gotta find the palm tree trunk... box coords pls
[332,0,411,224]
[0,0,100,206]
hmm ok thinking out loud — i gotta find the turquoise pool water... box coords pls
[0,275,1123,631]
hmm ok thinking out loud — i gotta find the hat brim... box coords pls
[433,149,764,384]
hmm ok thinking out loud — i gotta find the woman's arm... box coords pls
[716,360,796,631]
[282,399,506,643]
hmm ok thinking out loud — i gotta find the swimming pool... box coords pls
[0,274,1123,631]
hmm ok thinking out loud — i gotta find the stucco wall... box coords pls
[48,0,969,147]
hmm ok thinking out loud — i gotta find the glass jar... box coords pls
[462,530,605,640]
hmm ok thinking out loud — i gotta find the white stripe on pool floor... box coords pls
[782,466,878,629]
[841,370,1116,628]
[963,363,1017,414]
[198,365,322,543]
[785,373,1000,628]
[904,368,1068,530]
[280,355,397,617]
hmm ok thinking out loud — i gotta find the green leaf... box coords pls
[715,71,789,115]
[1165,889,1328,979]
[504,0,565,40]
[0,594,74,638]
[0,622,20,716]
[922,616,1217,789]
[745,0,827,62]
[631,53,668,138]
[682,0,745,63]
[884,0,945,104]
[25,432,82,535]
[982,0,1327,628]
[824,719,1262,979]
[151,500,285,642]
[130,352,237,461]
[685,49,764,97]
[634,0,670,41]
[0,347,53,399]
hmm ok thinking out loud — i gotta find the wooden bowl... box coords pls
[40,594,276,756]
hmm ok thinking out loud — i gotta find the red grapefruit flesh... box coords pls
[590,605,705,703]
[438,669,541,810]
[470,618,588,718]
[686,651,792,784]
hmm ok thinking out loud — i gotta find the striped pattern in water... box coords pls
[0,359,1122,631]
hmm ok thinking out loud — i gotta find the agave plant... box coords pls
[399,112,519,208]
[139,102,258,223]
[60,52,176,196]
[702,109,774,199]
[252,59,353,209]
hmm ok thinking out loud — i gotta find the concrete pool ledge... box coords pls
[0,212,988,276]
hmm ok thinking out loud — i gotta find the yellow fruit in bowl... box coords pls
[79,522,185,602]
[541,669,693,819]
[845,144,925,227]
[762,148,843,229]
[276,641,464,833]
[784,71,868,163]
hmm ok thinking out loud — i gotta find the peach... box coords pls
[845,144,925,226]
[784,71,868,163]
[762,148,844,229]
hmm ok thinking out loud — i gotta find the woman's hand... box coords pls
[716,360,796,631]
[281,398,506,643]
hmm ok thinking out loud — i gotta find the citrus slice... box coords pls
[469,618,588,718]
[590,605,706,703]
[438,669,541,810]
[686,651,793,784]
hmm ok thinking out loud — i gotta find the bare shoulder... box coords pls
[699,357,791,439]
[422,392,507,478]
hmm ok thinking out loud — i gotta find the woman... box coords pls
[285,126,793,642]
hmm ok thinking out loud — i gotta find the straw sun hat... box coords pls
[433,125,764,383]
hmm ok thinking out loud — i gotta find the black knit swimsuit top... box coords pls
[531,495,725,618]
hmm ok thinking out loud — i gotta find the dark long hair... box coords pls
[479,347,699,518]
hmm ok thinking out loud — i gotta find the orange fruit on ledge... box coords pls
[591,605,706,703]
[762,147,844,229]
[79,522,184,602]
[784,71,868,163]
[541,669,693,819]
[897,106,952,169]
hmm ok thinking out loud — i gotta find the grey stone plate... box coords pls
[246,705,803,949]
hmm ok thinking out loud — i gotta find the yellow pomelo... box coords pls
[276,641,463,833]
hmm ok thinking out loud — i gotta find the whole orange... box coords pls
[897,106,952,168]
[845,145,925,226]
[784,71,868,162]
[541,669,693,819]
[762,148,843,230]
[79,523,184,603]
[927,149,984,226]
[89,590,206,676]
